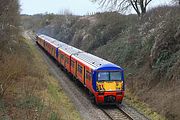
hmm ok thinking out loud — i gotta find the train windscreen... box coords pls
[97,71,122,81]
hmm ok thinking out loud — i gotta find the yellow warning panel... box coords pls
[96,81,123,91]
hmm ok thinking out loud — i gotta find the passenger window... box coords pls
[71,61,75,67]
[86,70,91,80]
[61,54,64,59]
[78,64,82,74]
[65,57,69,64]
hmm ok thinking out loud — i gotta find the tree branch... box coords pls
[145,0,152,6]
[93,0,153,16]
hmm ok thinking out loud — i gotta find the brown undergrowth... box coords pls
[0,36,81,120]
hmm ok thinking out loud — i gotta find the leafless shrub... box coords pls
[0,53,28,99]
[0,0,20,50]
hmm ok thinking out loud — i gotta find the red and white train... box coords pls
[36,34,125,104]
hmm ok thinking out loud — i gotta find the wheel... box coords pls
[89,91,95,104]
[116,101,122,107]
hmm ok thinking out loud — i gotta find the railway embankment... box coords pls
[0,33,82,119]
[21,5,180,120]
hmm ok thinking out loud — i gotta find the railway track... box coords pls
[100,104,149,120]
[100,106,133,120]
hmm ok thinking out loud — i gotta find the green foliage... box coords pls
[156,50,171,65]
[72,19,90,30]
[40,13,56,26]
[48,82,60,100]
[49,112,59,120]
[0,115,10,120]
[16,96,44,111]
[0,100,5,112]
[87,12,137,51]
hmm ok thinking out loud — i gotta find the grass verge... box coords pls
[0,34,81,120]
[124,89,166,120]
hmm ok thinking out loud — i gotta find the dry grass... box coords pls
[124,89,166,120]
[0,35,81,120]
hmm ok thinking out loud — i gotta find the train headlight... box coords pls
[116,81,123,90]
[97,82,105,91]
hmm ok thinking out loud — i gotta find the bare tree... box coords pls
[0,0,20,41]
[92,0,153,16]
[0,0,20,99]
[172,0,180,5]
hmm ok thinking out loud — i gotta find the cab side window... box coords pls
[71,61,75,68]
[78,64,82,74]
[65,57,69,64]
[86,70,91,80]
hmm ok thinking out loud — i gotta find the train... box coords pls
[36,34,125,105]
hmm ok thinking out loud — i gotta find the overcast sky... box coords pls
[20,0,171,15]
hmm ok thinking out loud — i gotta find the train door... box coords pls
[75,61,77,77]
[43,40,45,48]
[64,55,68,69]
[65,56,70,72]
[58,49,61,63]
[70,58,75,76]
[85,68,92,90]
[63,55,66,67]
[83,66,86,86]
[60,53,65,66]
[56,47,59,60]
[77,62,83,83]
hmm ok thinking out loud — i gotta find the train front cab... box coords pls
[36,36,44,47]
[92,64,125,105]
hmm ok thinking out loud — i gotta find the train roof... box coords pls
[72,52,123,70]
[60,44,83,55]
[39,35,65,48]
[40,34,83,55]
[38,34,123,70]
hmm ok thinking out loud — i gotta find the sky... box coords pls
[20,0,102,15]
[20,0,171,15]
